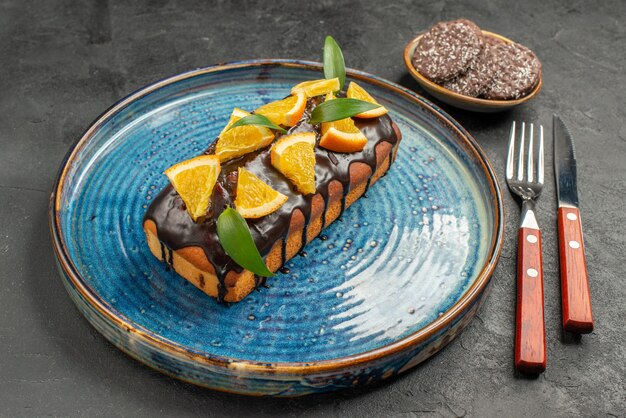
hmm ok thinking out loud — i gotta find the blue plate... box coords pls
[50,60,504,396]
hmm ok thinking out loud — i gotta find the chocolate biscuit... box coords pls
[412,19,483,83]
[482,42,542,100]
[483,35,506,48]
[443,37,500,97]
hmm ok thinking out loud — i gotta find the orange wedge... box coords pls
[270,132,316,194]
[215,108,275,162]
[254,93,307,127]
[164,155,221,221]
[234,167,288,218]
[319,93,368,153]
[346,81,388,118]
[291,77,340,97]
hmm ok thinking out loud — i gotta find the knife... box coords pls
[553,115,594,334]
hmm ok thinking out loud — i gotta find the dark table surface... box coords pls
[2,0,625,416]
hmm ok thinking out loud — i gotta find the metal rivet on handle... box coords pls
[567,213,578,221]
[569,240,580,249]
[527,268,539,278]
[526,234,538,243]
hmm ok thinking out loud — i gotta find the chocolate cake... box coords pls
[143,98,402,303]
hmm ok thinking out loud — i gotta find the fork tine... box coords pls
[517,122,526,181]
[538,125,544,185]
[527,123,534,182]
[506,121,516,180]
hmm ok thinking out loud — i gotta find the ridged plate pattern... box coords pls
[51,61,503,396]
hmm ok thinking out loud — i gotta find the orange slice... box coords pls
[291,77,340,97]
[254,93,307,127]
[319,93,368,153]
[270,132,316,195]
[164,155,221,221]
[346,81,388,118]
[215,108,275,162]
[234,167,288,218]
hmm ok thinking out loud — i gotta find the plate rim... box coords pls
[49,59,504,375]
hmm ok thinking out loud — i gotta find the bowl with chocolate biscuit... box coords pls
[404,19,542,112]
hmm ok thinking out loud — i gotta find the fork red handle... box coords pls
[515,227,546,374]
[558,207,594,333]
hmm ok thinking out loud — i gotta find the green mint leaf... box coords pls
[226,114,287,133]
[309,98,381,124]
[323,36,346,90]
[216,207,274,277]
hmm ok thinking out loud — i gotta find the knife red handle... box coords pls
[515,227,546,374]
[558,207,594,333]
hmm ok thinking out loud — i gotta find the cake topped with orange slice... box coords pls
[143,38,402,303]
[254,93,307,127]
[215,108,274,162]
[164,155,221,221]
[291,77,340,97]
[319,92,369,153]
[347,82,389,118]
[270,132,317,195]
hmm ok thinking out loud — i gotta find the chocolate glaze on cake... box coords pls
[144,97,399,301]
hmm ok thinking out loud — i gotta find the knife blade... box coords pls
[553,115,594,333]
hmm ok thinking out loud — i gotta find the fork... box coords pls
[506,121,546,374]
